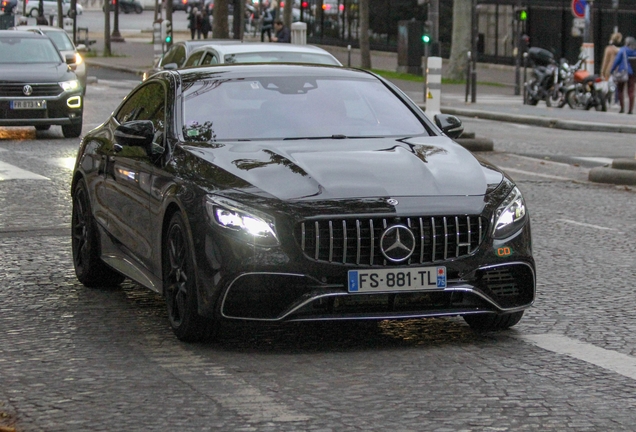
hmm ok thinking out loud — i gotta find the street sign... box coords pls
[572,0,586,18]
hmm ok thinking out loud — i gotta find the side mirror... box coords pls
[434,114,464,139]
[114,120,155,149]
[163,63,178,71]
[76,44,87,52]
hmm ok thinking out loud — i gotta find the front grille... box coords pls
[296,215,486,266]
[0,83,62,97]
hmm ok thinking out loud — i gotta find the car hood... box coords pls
[0,62,74,83]
[181,136,504,201]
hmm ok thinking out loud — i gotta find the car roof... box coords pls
[11,25,67,33]
[190,42,336,56]
[0,29,48,39]
[173,63,371,82]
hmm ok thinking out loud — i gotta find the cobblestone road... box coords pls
[1,80,636,431]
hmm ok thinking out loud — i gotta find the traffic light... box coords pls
[515,8,528,21]
[161,20,173,46]
[422,34,430,44]
[422,20,431,44]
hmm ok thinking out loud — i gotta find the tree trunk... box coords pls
[359,0,370,69]
[283,0,292,28]
[447,0,471,80]
[212,0,230,39]
[57,0,63,27]
[103,0,111,56]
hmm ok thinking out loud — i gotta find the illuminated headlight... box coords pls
[493,186,527,239]
[60,79,80,92]
[75,53,83,65]
[205,197,279,247]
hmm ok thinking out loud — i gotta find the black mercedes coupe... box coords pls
[71,64,535,341]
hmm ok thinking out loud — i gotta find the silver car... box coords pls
[11,25,87,94]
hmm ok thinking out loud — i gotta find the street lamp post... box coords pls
[111,0,125,42]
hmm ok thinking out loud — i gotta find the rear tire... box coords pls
[135,5,143,13]
[72,179,126,287]
[463,311,524,331]
[62,120,82,138]
[164,212,216,342]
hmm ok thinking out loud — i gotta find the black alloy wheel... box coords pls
[463,311,524,331]
[163,212,215,342]
[72,179,125,287]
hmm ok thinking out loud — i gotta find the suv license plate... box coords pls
[10,100,47,110]
[348,266,446,293]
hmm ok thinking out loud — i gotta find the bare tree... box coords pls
[447,0,471,80]
[212,0,230,39]
[359,0,370,69]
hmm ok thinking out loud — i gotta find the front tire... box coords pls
[463,311,524,331]
[163,212,215,342]
[35,125,51,131]
[72,179,126,287]
[62,120,82,138]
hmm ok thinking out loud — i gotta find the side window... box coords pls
[185,50,204,67]
[161,46,178,67]
[115,82,166,139]
[201,53,218,65]
[172,46,187,67]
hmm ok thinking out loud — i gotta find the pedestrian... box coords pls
[187,7,198,40]
[196,9,203,39]
[272,19,290,43]
[601,32,622,81]
[200,8,211,39]
[610,36,636,114]
[260,3,274,42]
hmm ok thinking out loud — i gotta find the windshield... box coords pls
[0,36,62,63]
[224,52,340,66]
[43,30,75,51]
[182,75,428,141]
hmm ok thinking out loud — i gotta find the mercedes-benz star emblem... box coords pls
[387,198,399,206]
[380,225,416,262]
[23,85,33,96]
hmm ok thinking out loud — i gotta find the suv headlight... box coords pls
[205,197,279,247]
[493,186,527,239]
[59,79,80,92]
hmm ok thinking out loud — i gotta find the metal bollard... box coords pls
[426,56,443,117]
[522,52,528,104]
[347,45,351,67]
[465,51,471,103]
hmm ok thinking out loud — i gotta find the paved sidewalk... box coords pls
[83,30,636,136]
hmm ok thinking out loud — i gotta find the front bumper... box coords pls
[193,218,535,322]
[0,93,83,127]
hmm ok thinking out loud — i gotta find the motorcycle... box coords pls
[524,47,566,108]
[564,66,607,111]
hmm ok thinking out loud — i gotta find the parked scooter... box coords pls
[524,47,566,107]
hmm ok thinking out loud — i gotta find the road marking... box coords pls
[571,156,614,165]
[500,167,573,181]
[0,160,49,181]
[556,218,617,231]
[517,334,636,380]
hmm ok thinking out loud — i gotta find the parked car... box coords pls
[17,0,81,17]
[181,41,342,68]
[171,0,199,12]
[103,0,143,14]
[71,63,535,341]
[0,30,83,137]
[142,39,228,80]
[11,25,87,94]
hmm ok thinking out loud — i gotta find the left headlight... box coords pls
[205,197,279,247]
[60,80,80,92]
[74,53,83,65]
[493,186,527,239]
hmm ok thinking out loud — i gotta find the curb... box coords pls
[588,167,636,185]
[441,106,636,135]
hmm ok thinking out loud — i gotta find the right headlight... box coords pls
[205,196,279,247]
[492,186,527,239]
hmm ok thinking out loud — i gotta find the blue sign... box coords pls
[572,0,587,18]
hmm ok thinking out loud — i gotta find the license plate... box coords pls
[10,100,47,110]
[348,266,446,293]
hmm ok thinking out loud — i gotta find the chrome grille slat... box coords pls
[314,221,319,260]
[342,220,347,264]
[443,217,448,260]
[328,220,333,262]
[356,219,361,265]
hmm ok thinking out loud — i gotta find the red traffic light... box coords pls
[301,1,308,8]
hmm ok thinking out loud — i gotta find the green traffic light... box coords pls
[422,34,430,43]
[519,10,527,20]
[165,36,172,43]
